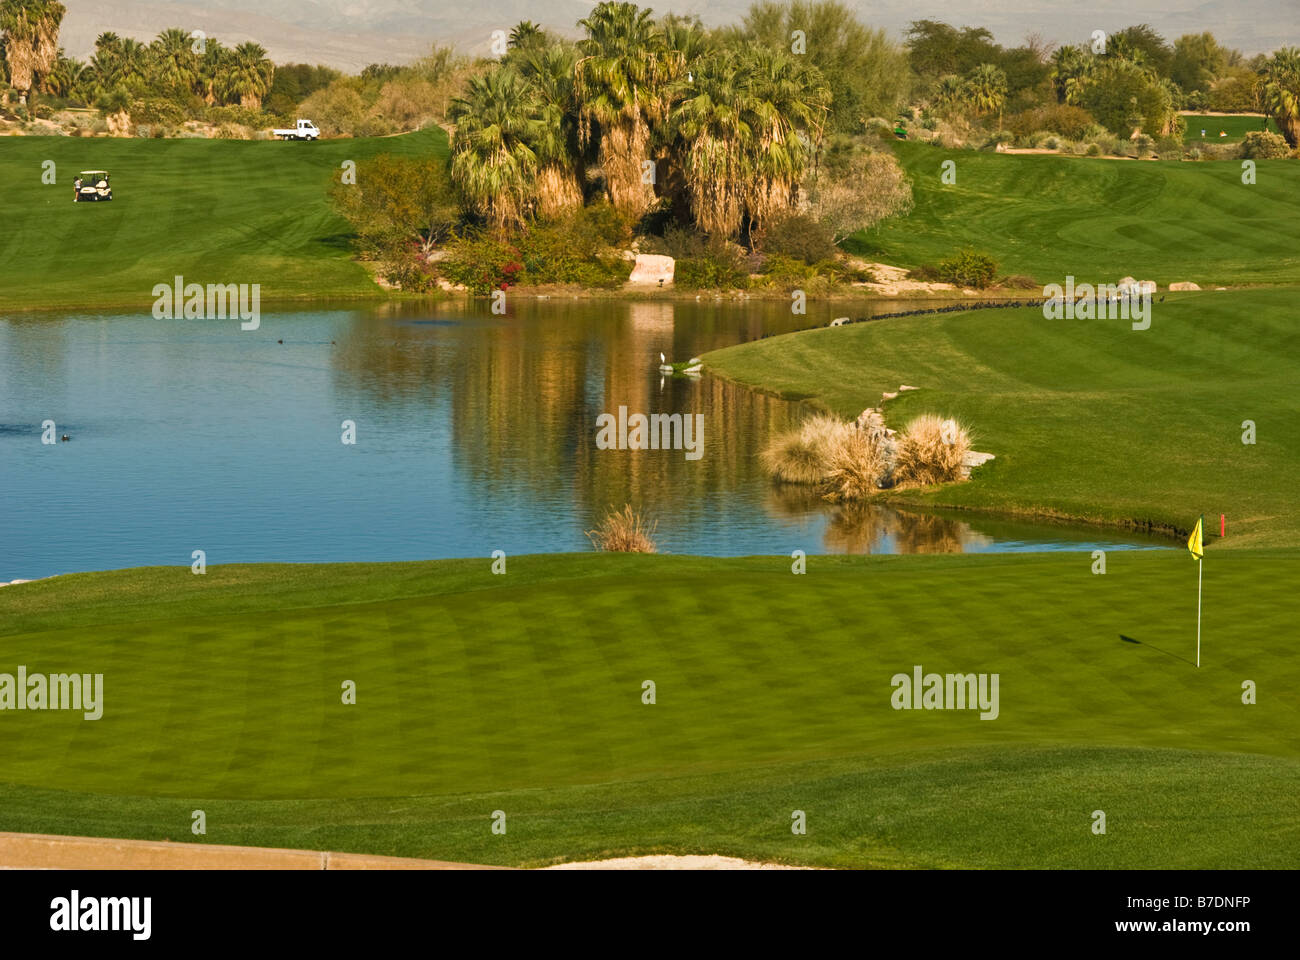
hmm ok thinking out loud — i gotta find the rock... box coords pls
[628,254,675,286]
[882,391,898,401]
[899,384,918,391]
[1137,280,1157,294]
[1169,281,1201,291]
[855,408,886,438]
[959,451,995,479]
[830,317,849,327]
[1119,276,1137,288]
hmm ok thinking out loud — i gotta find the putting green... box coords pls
[0,127,447,312]
[1,552,1296,867]
[706,289,1300,549]
[853,140,1300,286]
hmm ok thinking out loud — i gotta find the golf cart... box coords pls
[74,170,112,202]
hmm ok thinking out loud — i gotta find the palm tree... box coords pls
[39,49,84,97]
[574,1,680,218]
[1260,47,1300,147]
[197,38,228,104]
[670,49,754,237]
[932,74,968,111]
[0,0,66,105]
[449,67,540,232]
[507,21,546,52]
[742,46,829,229]
[149,27,198,96]
[1049,44,1090,104]
[517,43,584,217]
[224,41,273,109]
[965,63,1008,128]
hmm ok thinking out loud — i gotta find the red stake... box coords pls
[1221,514,1225,538]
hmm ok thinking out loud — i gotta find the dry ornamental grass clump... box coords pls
[760,413,845,485]
[585,504,658,553]
[762,411,974,499]
[891,414,972,488]
[762,414,888,500]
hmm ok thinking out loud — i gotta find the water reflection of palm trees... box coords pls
[330,299,808,534]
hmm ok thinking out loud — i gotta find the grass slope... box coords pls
[852,140,1300,286]
[1,552,1297,868]
[706,289,1300,548]
[0,128,447,312]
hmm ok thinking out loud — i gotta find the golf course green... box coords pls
[5,124,1297,870]
[707,288,1300,548]
[0,127,447,312]
[2,551,1296,868]
[854,140,1300,285]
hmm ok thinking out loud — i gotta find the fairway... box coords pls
[0,128,447,312]
[1182,113,1280,143]
[1,552,1297,868]
[853,140,1300,286]
[706,289,1300,548]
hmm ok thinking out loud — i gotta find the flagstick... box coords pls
[1196,558,1203,668]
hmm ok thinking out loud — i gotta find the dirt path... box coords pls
[0,832,503,870]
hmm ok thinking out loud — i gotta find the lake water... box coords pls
[0,299,1170,580]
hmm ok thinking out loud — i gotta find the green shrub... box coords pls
[1134,133,1155,157]
[1085,142,1102,157]
[440,234,524,294]
[1241,131,1290,160]
[938,249,998,288]
[758,253,819,290]
[1004,104,1097,141]
[761,213,838,264]
[1156,136,1184,158]
[675,242,750,290]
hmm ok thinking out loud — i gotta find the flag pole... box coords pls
[1196,556,1203,668]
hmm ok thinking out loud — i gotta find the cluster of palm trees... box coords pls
[448,2,831,239]
[60,31,275,110]
[932,63,1008,126]
[2,0,275,113]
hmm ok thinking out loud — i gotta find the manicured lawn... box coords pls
[1,551,1297,867]
[0,127,447,312]
[851,140,1300,286]
[706,289,1300,549]
[1181,114,1280,143]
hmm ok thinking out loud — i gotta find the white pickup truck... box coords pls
[272,119,321,141]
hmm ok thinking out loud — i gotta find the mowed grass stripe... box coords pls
[1,745,1296,868]
[1,552,1296,803]
[854,142,1300,284]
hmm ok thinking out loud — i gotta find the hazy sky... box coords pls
[59,0,1297,70]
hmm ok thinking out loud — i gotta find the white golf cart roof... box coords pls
[79,170,109,177]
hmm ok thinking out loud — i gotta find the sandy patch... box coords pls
[544,854,811,870]
[851,261,958,296]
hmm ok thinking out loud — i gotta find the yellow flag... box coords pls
[1187,516,1204,560]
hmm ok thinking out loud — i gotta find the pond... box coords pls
[0,298,1170,580]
